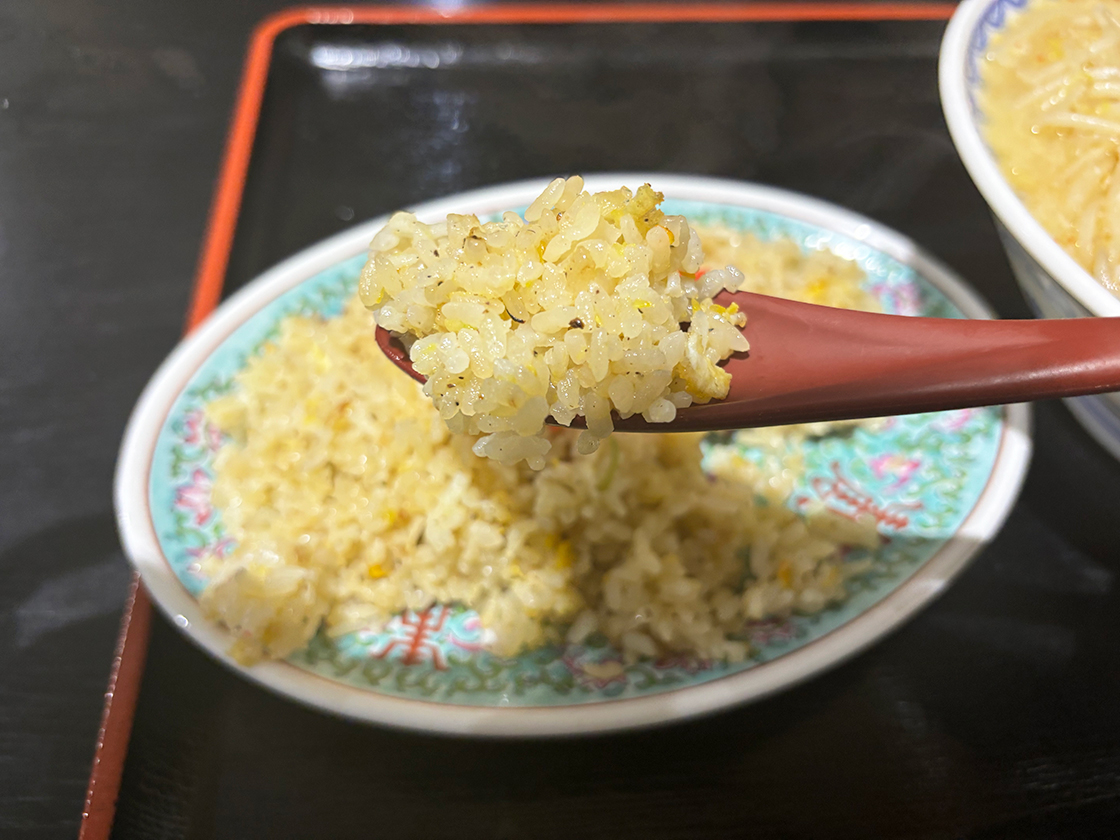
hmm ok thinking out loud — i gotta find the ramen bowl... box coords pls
[940,0,1120,458]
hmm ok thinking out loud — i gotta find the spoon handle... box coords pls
[650,291,1120,432]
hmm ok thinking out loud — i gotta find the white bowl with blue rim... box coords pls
[940,0,1120,458]
[115,174,1031,736]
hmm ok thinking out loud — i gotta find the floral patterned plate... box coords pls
[116,175,1031,735]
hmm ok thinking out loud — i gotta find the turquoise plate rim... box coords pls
[115,174,1033,736]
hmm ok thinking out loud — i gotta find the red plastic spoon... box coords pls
[377,290,1120,432]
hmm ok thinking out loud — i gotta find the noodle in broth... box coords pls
[982,0,1120,291]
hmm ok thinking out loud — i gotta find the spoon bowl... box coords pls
[377,290,1120,432]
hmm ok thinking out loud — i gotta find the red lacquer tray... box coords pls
[81,5,983,837]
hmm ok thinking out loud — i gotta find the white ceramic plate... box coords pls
[116,174,1031,736]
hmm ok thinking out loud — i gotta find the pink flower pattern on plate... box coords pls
[652,654,714,675]
[933,408,976,433]
[744,617,801,646]
[182,409,224,452]
[869,453,923,491]
[186,535,235,562]
[174,469,214,526]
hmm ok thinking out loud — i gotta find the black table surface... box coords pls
[6,1,1120,838]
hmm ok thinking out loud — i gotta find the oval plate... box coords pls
[116,174,1031,736]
